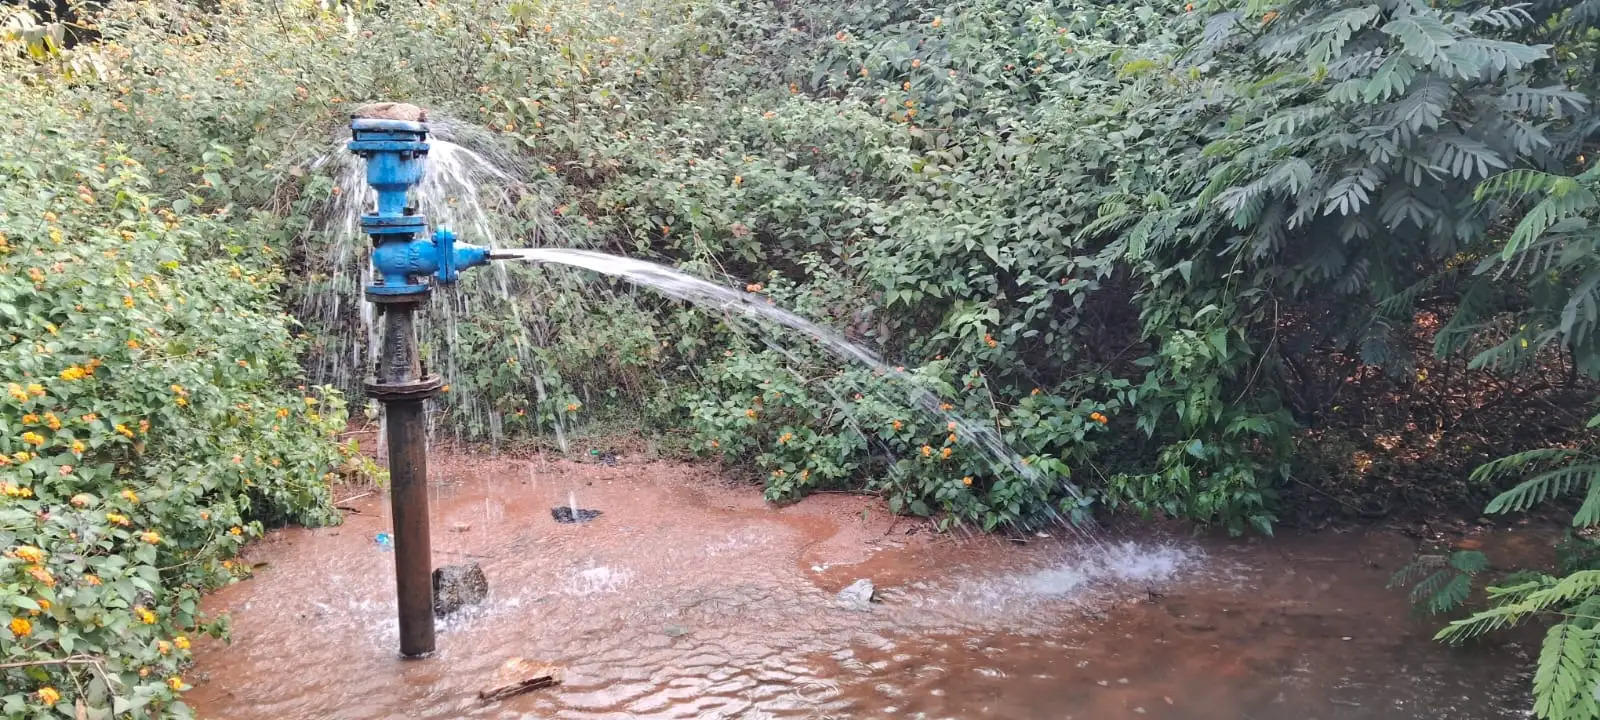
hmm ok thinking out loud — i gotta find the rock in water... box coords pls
[432,562,488,617]
[551,506,602,523]
[351,101,427,122]
[836,579,877,611]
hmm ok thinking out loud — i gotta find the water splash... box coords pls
[297,121,568,450]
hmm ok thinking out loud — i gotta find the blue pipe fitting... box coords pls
[369,229,493,289]
[348,116,494,297]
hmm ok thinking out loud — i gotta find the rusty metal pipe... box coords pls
[385,396,434,657]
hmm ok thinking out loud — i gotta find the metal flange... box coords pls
[365,374,444,402]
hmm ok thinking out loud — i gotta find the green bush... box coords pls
[0,66,346,718]
[37,0,1587,539]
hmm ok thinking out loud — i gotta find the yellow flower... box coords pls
[36,687,59,706]
[275,408,289,419]
[175,397,188,407]
[7,383,27,402]
[36,599,49,611]
[157,640,172,655]
[115,424,134,438]
[12,452,30,463]
[174,635,190,650]
[121,489,139,504]
[13,545,45,563]
[167,676,183,691]
[21,432,44,446]
[303,396,318,406]
[71,440,85,454]
[106,512,130,526]
[59,366,87,381]
[83,574,100,586]
[135,606,156,624]
[140,530,161,545]
[9,617,30,637]
[27,384,44,397]
[229,526,242,536]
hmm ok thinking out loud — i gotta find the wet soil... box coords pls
[186,453,1540,719]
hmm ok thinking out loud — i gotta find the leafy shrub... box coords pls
[0,59,345,718]
[38,0,1589,540]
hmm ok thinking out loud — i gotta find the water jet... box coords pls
[347,105,496,657]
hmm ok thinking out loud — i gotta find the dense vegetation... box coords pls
[2,0,1598,716]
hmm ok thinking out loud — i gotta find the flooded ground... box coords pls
[187,453,1537,719]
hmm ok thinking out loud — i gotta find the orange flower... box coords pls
[939,403,953,411]
[947,433,958,445]
[21,413,38,424]
[984,334,998,348]
[70,493,94,507]
[81,413,98,422]
[1089,412,1108,425]
[27,566,54,587]
[1030,388,1041,396]
[121,488,139,504]
[70,440,85,454]
[931,16,942,27]
[745,408,758,419]
[891,420,904,431]
[778,432,793,444]
[229,526,242,536]
[962,476,973,486]
[9,617,30,637]
[940,447,952,460]
[36,687,59,706]
[140,530,161,545]
[83,574,100,586]
[920,445,933,457]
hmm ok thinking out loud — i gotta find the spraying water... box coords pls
[488,248,1087,518]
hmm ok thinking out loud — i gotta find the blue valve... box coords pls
[349,115,495,298]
